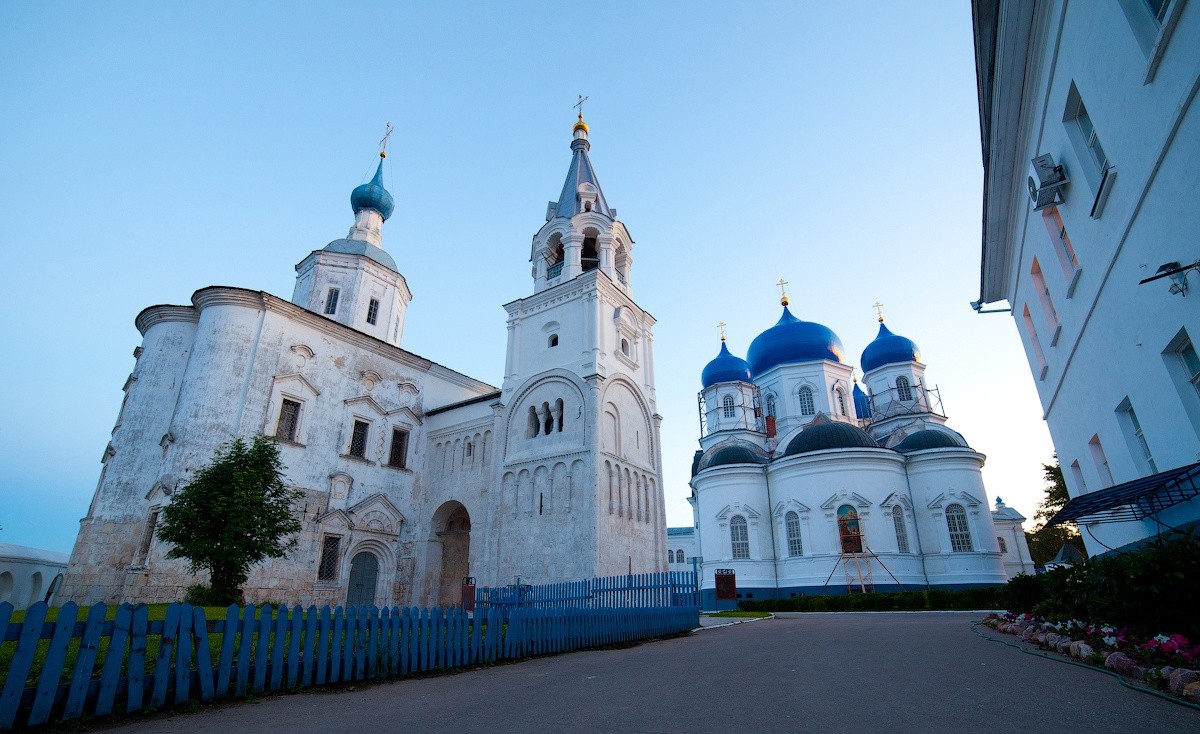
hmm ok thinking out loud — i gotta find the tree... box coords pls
[1024,458,1087,566]
[157,436,303,605]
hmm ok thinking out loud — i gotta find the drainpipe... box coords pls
[902,460,931,590]
[763,463,781,598]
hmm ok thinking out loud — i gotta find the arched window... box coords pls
[554,398,564,432]
[548,334,559,347]
[621,338,630,356]
[946,503,973,552]
[896,376,913,401]
[834,387,848,416]
[892,505,909,553]
[542,401,554,436]
[765,394,777,418]
[730,515,749,559]
[798,386,815,416]
[837,505,863,553]
[677,549,686,564]
[785,511,803,556]
[527,406,540,438]
[998,536,1008,553]
[722,394,736,418]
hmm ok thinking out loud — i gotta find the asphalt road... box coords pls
[99,612,1199,734]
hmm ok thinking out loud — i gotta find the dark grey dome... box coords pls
[321,238,398,272]
[784,422,879,456]
[895,430,967,452]
[694,444,770,475]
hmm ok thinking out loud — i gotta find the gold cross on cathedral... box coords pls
[379,122,394,158]
[718,321,727,341]
[873,301,885,322]
[777,278,790,306]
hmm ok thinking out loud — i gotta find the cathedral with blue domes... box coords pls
[684,293,1025,606]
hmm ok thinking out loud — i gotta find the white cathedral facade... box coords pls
[61,117,668,608]
[686,305,1022,607]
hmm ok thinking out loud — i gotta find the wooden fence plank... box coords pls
[343,607,358,681]
[173,604,194,705]
[93,603,131,716]
[367,608,379,679]
[126,604,149,713]
[235,604,255,698]
[253,605,271,693]
[28,601,77,725]
[287,605,303,689]
[62,602,107,720]
[270,605,288,691]
[215,605,238,699]
[193,607,214,702]
[301,605,318,687]
[329,607,343,684]
[148,602,179,709]
[0,599,36,728]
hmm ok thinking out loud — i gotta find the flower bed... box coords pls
[983,611,1200,702]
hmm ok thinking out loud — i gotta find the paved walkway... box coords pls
[101,612,1198,734]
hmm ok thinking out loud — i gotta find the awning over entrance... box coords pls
[1048,462,1200,526]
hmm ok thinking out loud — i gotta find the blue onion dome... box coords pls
[350,158,395,221]
[747,306,845,376]
[895,429,967,453]
[853,381,872,420]
[694,443,770,475]
[783,422,879,456]
[701,341,752,388]
[860,321,921,373]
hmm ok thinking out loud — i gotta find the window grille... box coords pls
[366,298,380,325]
[798,386,815,416]
[892,505,909,553]
[317,536,341,580]
[722,394,736,418]
[946,504,973,552]
[766,395,777,417]
[785,511,803,557]
[276,399,301,442]
[730,515,749,559]
[388,428,409,468]
[324,288,340,315]
[896,377,913,402]
[835,388,847,416]
[349,420,370,458]
[998,536,1008,553]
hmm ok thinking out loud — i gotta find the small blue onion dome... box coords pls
[747,307,845,376]
[783,422,879,456]
[895,430,967,452]
[350,158,395,221]
[701,342,752,388]
[860,321,921,373]
[853,382,872,419]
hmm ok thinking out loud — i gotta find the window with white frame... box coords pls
[798,386,815,416]
[366,298,380,325]
[946,503,972,552]
[275,399,302,442]
[765,394,777,418]
[1030,258,1062,340]
[896,376,913,402]
[1022,304,1049,380]
[1064,83,1109,187]
[324,288,340,315]
[834,387,848,416]
[722,394,736,418]
[730,515,749,559]
[388,427,409,468]
[1116,398,1158,474]
[1069,459,1089,494]
[785,511,803,557]
[1040,208,1081,290]
[892,505,909,553]
[1088,434,1115,487]
[349,419,370,459]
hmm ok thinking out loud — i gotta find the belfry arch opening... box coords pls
[429,501,471,607]
[582,227,599,272]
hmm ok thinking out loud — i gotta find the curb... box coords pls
[693,613,775,632]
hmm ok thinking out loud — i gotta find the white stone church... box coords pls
[61,116,667,608]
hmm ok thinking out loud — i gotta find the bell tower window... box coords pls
[582,234,599,272]
[324,288,340,315]
[366,298,380,325]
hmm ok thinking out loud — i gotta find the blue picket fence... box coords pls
[476,571,698,611]
[0,600,698,731]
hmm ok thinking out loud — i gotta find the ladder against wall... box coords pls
[842,553,874,594]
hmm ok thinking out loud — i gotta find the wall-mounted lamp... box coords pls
[1138,260,1200,296]
[970,300,1012,314]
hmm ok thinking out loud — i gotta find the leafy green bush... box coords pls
[738,586,1004,613]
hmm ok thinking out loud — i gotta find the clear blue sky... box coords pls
[0,1,1054,553]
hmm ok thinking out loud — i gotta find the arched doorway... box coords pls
[347,551,379,609]
[431,501,471,607]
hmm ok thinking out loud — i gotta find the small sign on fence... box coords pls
[714,569,736,601]
[461,576,476,612]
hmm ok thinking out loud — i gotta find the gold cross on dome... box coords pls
[718,321,727,341]
[873,301,885,322]
[777,278,790,306]
[574,94,589,119]
[379,122,393,158]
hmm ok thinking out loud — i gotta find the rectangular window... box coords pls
[1088,434,1115,488]
[1069,459,1089,495]
[1040,208,1081,295]
[1021,305,1049,381]
[1178,338,1200,398]
[1163,328,1200,437]
[137,511,159,562]
[1064,84,1108,182]
[317,536,341,581]
[1116,398,1158,474]
[275,399,301,442]
[388,427,409,468]
[366,298,380,325]
[1030,258,1062,344]
[1118,0,1182,81]
[349,420,370,459]
[324,288,340,315]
